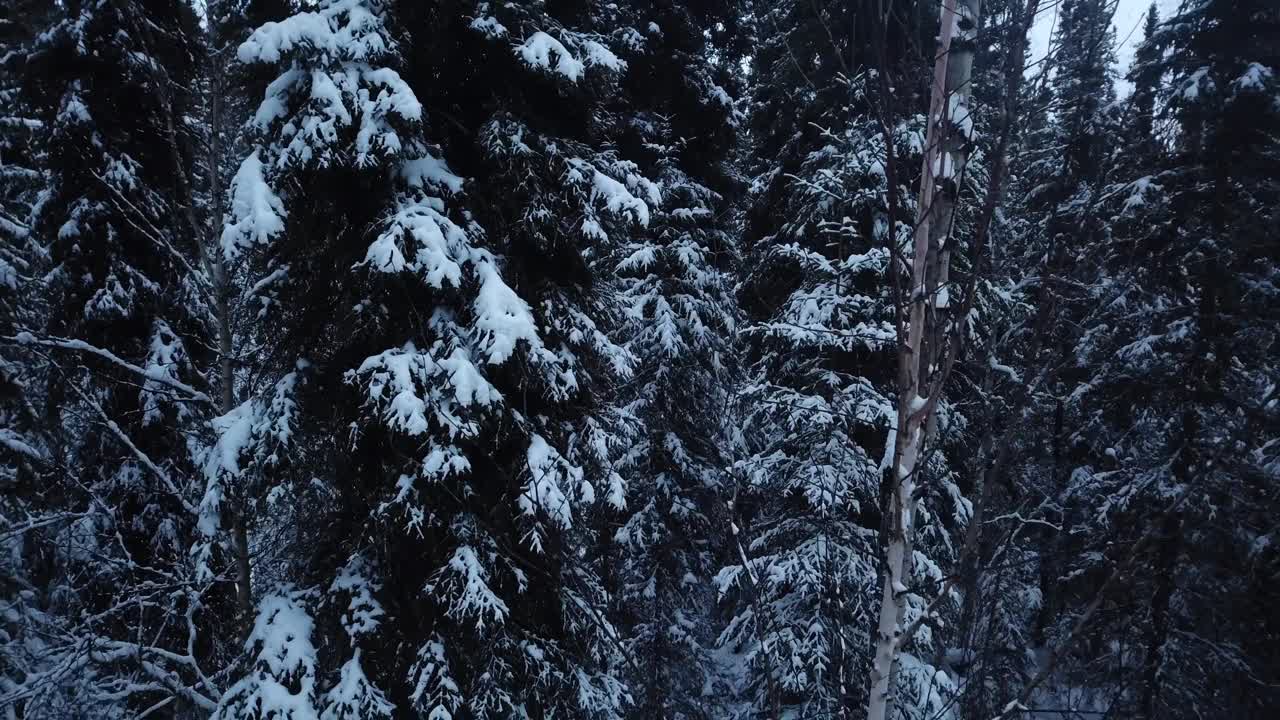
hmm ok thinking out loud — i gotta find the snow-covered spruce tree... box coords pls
[209,1,664,718]
[0,1,57,710]
[0,0,228,716]
[0,0,47,279]
[601,3,746,718]
[1034,1,1280,716]
[722,2,968,718]
[1122,3,1163,167]
[0,0,48,472]
[1000,0,1119,390]
[991,0,1122,679]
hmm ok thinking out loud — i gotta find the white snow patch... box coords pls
[1233,62,1273,93]
[521,435,581,532]
[468,15,507,39]
[515,32,624,82]
[516,32,585,82]
[222,151,287,260]
[442,546,509,626]
[400,155,464,194]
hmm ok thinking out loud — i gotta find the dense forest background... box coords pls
[1,1,1277,719]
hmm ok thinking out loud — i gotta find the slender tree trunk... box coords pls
[124,1,253,622]
[1139,509,1180,718]
[1033,398,1066,646]
[956,355,999,637]
[867,2,981,719]
[205,26,254,624]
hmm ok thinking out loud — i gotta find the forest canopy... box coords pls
[0,1,1276,719]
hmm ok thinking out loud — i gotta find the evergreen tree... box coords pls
[210,1,668,717]
[603,4,746,719]
[934,2,1056,716]
[1127,3,1163,153]
[1,0,224,715]
[1,1,1277,719]
[1057,0,1280,715]
[969,0,1280,716]
[0,0,48,477]
[0,0,56,710]
[992,0,1121,675]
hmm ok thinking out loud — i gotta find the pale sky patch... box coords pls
[1027,0,1174,93]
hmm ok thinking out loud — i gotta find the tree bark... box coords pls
[1139,509,1180,719]
[136,0,254,623]
[867,2,981,719]
[204,16,255,624]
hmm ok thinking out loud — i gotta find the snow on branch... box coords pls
[4,332,210,402]
[439,545,510,627]
[238,0,394,64]
[221,151,286,261]
[515,31,624,83]
[239,0,423,169]
[214,588,321,720]
[520,435,585,540]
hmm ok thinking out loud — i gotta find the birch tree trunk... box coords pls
[867,2,980,718]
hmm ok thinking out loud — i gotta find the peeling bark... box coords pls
[867,2,982,719]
